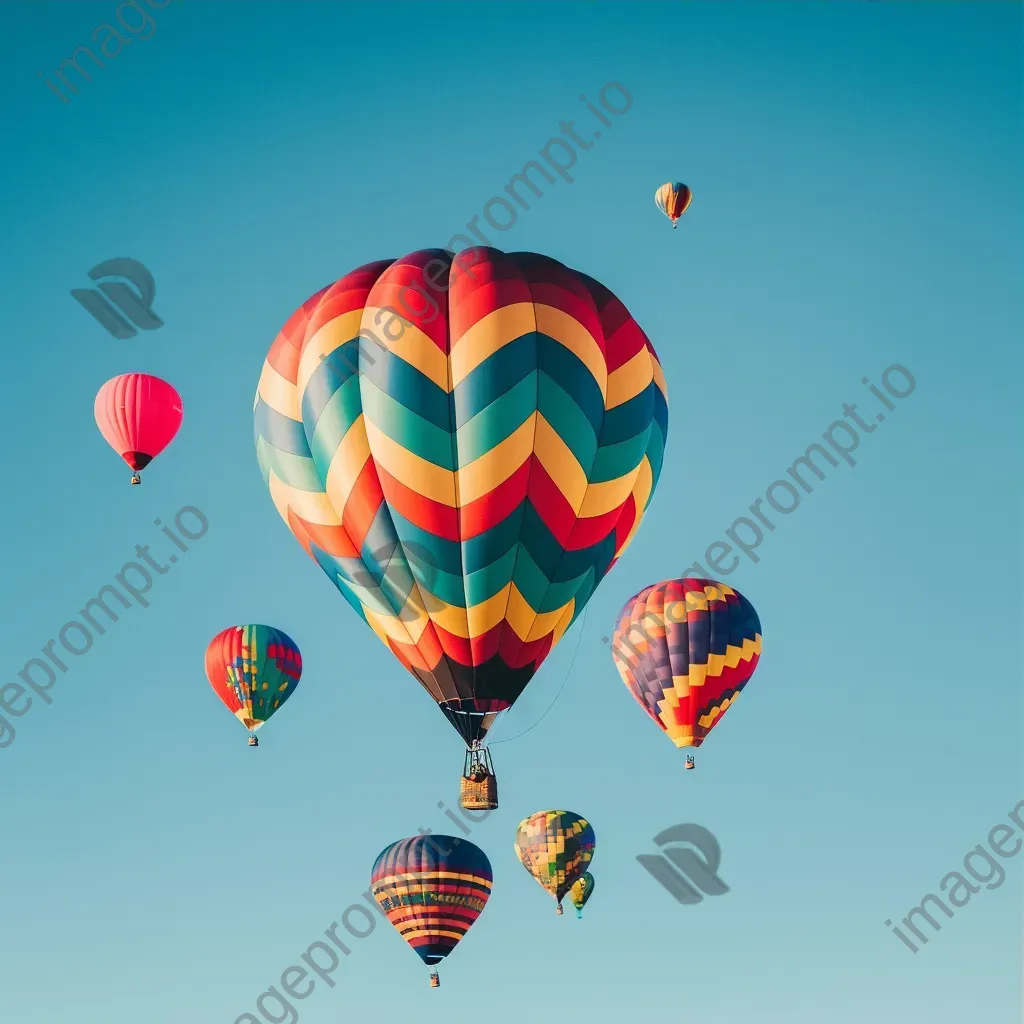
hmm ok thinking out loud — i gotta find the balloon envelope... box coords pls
[611,577,761,749]
[514,809,595,904]
[371,835,492,967]
[253,248,669,746]
[569,871,595,915]
[204,624,302,733]
[94,373,182,472]
[654,182,692,225]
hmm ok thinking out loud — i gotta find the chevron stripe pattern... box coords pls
[254,247,668,743]
[611,578,762,749]
[371,836,492,966]
[514,810,596,903]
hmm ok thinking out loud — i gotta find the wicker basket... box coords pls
[460,771,498,810]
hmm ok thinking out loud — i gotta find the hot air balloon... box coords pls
[253,248,669,806]
[371,834,492,988]
[204,625,302,746]
[514,810,595,915]
[569,871,595,919]
[654,182,692,229]
[611,577,761,766]
[94,373,183,484]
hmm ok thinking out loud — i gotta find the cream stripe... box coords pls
[652,357,668,401]
[258,361,301,421]
[362,306,450,390]
[614,457,653,558]
[579,471,639,518]
[324,414,373,513]
[507,585,573,642]
[363,416,457,506]
[607,347,654,409]
[534,304,607,397]
[296,309,365,397]
[533,415,587,510]
[268,472,340,526]
[457,413,537,504]
[450,302,537,386]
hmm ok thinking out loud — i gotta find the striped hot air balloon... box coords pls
[204,625,302,746]
[654,182,692,229]
[253,247,668,800]
[371,835,492,987]
[611,578,762,766]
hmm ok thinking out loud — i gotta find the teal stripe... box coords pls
[537,372,598,469]
[512,545,591,613]
[644,422,666,493]
[255,435,323,491]
[308,375,362,474]
[462,544,519,606]
[362,377,456,470]
[455,371,537,465]
[590,427,652,483]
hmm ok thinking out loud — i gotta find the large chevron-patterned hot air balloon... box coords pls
[253,247,668,797]
[611,578,762,765]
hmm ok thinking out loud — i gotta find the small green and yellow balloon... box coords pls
[569,872,595,919]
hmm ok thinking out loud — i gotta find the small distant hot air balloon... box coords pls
[204,625,302,746]
[569,872,595,919]
[371,835,492,988]
[94,373,183,484]
[654,182,692,229]
[514,810,595,915]
[611,577,761,767]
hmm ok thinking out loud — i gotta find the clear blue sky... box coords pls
[0,2,1020,1022]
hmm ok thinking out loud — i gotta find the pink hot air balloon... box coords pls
[94,373,183,485]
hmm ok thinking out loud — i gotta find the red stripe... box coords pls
[460,459,531,538]
[368,251,452,350]
[469,621,503,664]
[376,463,460,541]
[342,460,385,549]
[526,460,577,548]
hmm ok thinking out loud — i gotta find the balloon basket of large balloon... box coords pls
[460,771,498,810]
[130,474,141,485]
[684,755,695,770]
[555,902,564,916]
[429,970,440,989]
[248,735,258,747]
[460,745,498,809]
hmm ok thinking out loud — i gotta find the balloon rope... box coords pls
[489,608,588,745]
